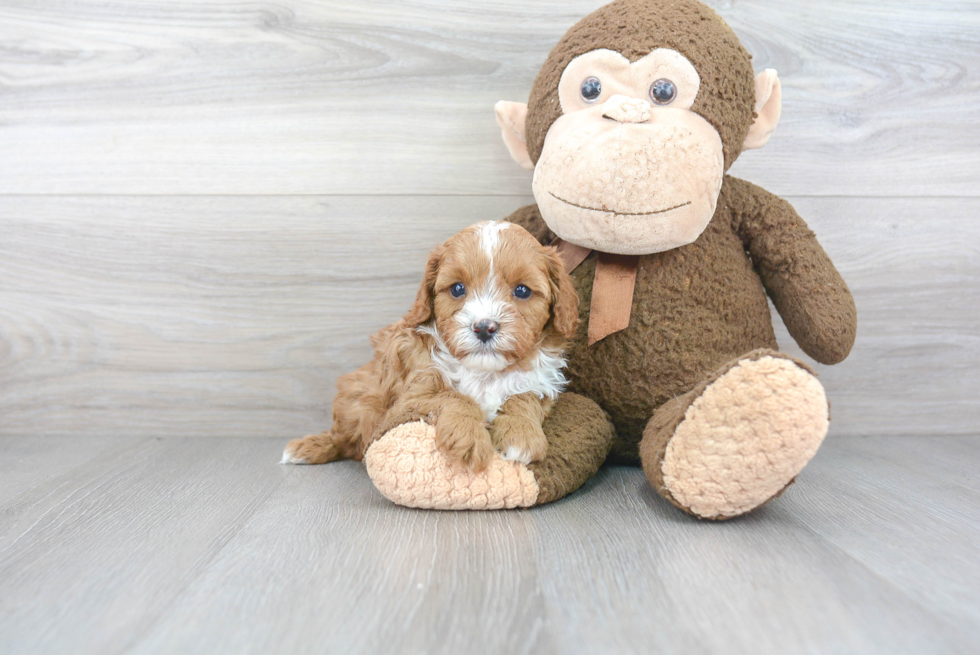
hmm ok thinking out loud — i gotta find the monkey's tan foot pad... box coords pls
[657,355,829,520]
[364,421,540,510]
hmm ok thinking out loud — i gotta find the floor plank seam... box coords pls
[0,438,153,513]
[787,509,976,641]
[0,438,159,559]
[118,467,290,653]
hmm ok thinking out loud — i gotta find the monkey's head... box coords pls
[496,0,782,255]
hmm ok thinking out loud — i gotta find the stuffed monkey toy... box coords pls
[363,0,857,519]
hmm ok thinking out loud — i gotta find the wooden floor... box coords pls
[1,435,977,654]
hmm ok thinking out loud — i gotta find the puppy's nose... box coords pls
[473,319,499,343]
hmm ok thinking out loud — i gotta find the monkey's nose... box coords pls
[602,94,652,123]
[473,319,499,343]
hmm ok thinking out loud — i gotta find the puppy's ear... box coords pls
[404,244,444,327]
[544,246,579,340]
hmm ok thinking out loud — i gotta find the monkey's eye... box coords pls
[450,283,466,298]
[580,76,602,103]
[513,285,532,299]
[650,79,677,105]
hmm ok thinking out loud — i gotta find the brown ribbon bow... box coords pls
[554,238,638,345]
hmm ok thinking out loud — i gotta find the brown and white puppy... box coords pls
[281,221,579,472]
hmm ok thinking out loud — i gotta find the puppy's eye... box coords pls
[450,283,466,298]
[513,285,532,299]
[650,78,677,105]
[581,76,601,103]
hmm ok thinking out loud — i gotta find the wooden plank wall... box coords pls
[1,0,977,439]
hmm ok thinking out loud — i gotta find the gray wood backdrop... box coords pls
[1,0,977,440]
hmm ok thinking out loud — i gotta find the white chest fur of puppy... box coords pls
[419,222,566,428]
[282,220,579,473]
[419,322,566,424]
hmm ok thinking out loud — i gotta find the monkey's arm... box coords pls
[504,204,556,246]
[726,175,856,365]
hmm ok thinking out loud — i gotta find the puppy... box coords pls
[282,221,579,472]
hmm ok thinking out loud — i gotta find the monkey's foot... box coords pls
[365,394,615,510]
[364,421,539,510]
[641,350,829,520]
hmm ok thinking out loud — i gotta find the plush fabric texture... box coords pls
[365,421,540,510]
[526,392,617,504]
[588,253,638,344]
[726,177,858,365]
[744,69,782,149]
[531,75,725,256]
[640,350,829,520]
[507,175,856,464]
[525,0,756,170]
[554,238,592,272]
[365,393,615,509]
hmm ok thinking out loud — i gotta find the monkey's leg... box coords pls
[640,349,829,520]
[363,393,615,510]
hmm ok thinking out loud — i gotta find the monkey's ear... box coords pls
[494,101,534,171]
[744,69,783,150]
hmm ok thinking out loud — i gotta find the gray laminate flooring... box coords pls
[1,435,977,655]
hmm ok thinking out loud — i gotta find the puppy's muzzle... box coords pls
[473,319,499,344]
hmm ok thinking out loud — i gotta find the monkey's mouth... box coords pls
[549,192,691,217]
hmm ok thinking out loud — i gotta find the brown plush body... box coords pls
[509,176,855,463]
[359,0,857,518]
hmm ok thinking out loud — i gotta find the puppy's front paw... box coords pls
[435,417,495,473]
[490,416,548,465]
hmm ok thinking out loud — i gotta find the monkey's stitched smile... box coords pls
[549,192,691,217]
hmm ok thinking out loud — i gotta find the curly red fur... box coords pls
[283,222,579,472]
